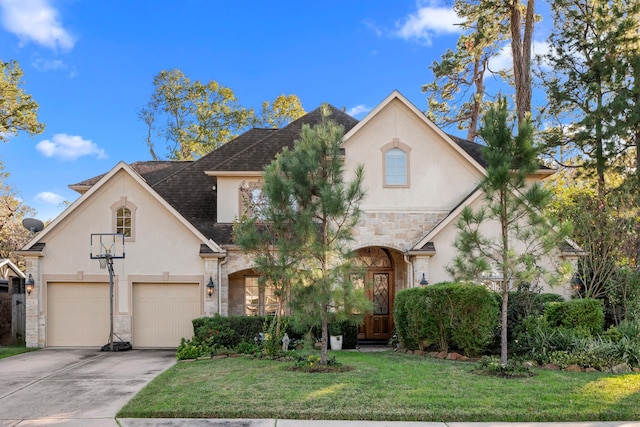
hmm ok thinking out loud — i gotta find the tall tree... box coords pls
[233,164,306,337]
[423,0,536,137]
[509,0,536,125]
[140,69,254,160]
[541,0,640,199]
[258,94,305,129]
[240,106,370,364]
[449,98,571,365]
[0,60,45,142]
[140,70,305,160]
[423,0,507,140]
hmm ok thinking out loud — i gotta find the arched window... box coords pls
[116,206,132,237]
[381,139,411,187]
[111,199,137,240]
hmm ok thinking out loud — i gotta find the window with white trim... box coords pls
[111,199,137,241]
[381,139,411,187]
[116,206,132,237]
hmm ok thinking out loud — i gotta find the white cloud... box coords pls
[36,133,107,160]
[35,191,64,205]
[0,0,75,51]
[347,105,372,118]
[32,57,67,71]
[394,3,461,45]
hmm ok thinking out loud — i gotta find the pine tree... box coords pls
[235,106,371,364]
[449,98,571,365]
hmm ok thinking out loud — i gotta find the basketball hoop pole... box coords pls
[91,233,129,351]
[106,255,115,352]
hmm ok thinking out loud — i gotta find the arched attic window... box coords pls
[111,199,137,241]
[381,138,411,187]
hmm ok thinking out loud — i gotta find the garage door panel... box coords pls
[48,283,109,347]
[133,283,200,348]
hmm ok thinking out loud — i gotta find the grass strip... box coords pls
[118,351,640,422]
[0,345,38,359]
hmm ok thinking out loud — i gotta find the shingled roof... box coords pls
[70,161,190,190]
[208,105,359,172]
[145,104,359,244]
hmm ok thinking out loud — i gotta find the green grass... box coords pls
[0,345,38,359]
[118,351,640,422]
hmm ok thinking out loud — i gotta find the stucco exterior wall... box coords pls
[217,176,263,223]
[25,169,216,347]
[343,99,483,212]
[428,195,572,298]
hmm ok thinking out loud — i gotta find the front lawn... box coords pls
[0,345,38,359]
[118,351,640,422]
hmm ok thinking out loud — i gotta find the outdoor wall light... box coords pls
[419,273,428,286]
[206,276,216,298]
[25,274,35,295]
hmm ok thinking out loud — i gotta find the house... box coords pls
[17,91,580,348]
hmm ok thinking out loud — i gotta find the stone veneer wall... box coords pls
[353,211,448,251]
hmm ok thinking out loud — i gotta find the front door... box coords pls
[355,247,395,341]
[359,270,394,340]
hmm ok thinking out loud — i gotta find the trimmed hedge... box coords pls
[191,314,359,350]
[394,282,499,356]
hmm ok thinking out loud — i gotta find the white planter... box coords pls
[330,335,343,350]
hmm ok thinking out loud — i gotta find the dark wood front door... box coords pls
[357,269,394,340]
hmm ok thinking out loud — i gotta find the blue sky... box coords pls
[0,0,551,221]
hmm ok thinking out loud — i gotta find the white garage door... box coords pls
[47,282,110,347]
[133,283,200,348]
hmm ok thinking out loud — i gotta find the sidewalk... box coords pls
[117,419,640,427]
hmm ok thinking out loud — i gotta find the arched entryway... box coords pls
[354,247,397,341]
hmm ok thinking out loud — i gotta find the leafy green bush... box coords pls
[394,286,431,350]
[394,282,499,356]
[513,315,583,363]
[176,337,211,360]
[234,340,260,355]
[545,298,605,335]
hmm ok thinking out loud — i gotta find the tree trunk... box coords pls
[501,282,509,366]
[500,188,510,366]
[510,0,534,125]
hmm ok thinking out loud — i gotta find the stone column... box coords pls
[24,257,42,348]
[413,256,431,287]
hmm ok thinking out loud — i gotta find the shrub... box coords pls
[394,287,431,350]
[234,340,260,355]
[176,337,210,360]
[394,282,499,356]
[545,298,605,335]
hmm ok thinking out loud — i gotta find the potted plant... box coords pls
[329,323,343,351]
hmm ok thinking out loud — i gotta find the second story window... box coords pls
[111,198,137,241]
[116,207,132,237]
[385,148,407,185]
[239,181,267,220]
[382,138,411,188]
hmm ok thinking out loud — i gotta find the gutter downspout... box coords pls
[218,254,228,315]
[403,253,414,288]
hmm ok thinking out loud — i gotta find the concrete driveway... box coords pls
[0,348,176,427]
